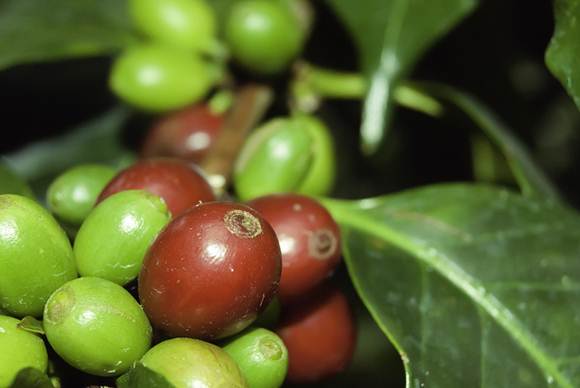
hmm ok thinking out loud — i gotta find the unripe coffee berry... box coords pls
[141,104,223,164]
[44,277,152,376]
[74,190,171,285]
[0,194,77,317]
[223,328,288,388]
[249,194,341,301]
[109,44,212,112]
[225,0,304,75]
[140,338,247,388]
[0,315,48,387]
[98,158,215,216]
[139,202,281,339]
[234,115,336,201]
[276,286,356,383]
[47,164,116,225]
[129,0,217,53]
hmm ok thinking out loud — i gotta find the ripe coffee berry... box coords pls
[276,286,356,383]
[141,104,223,164]
[98,158,215,216]
[249,194,341,301]
[139,202,281,339]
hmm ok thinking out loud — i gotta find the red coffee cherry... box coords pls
[248,194,341,301]
[139,202,281,339]
[141,104,223,164]
[98,158,215,216]
[276,286,356,383]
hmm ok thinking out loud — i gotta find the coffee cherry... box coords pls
[74,190,171,285]
[141,338,247,388]
[0,315,48,387]
[223,327,288,388]
[109,44,212,112]
[141,104,223,164]
[47,164,116,225]
[276,286,356,383]
[253,297,281,329]
[249,194,341,301]
[225,0,304,75]
[44,277,152,376]
[98,158,215,217]
[0,195,77,317]
[129,0,216,53]
[234,115,336,201]
[139,202,281,339]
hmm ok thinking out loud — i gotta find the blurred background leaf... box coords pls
[0,160,34,197]
[324,184,580,388]
[325,0,478,155]
[546,0,580,111]
[0,0,136,71]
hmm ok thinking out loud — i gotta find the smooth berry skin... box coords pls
[98,158,215,217]
[74,190,171,285]
[44,277,152,377]
[0,195,77,317]
[129,0,216,53]
[141,104,223,164]
[249,194,341,301]
[47,164,116,225]
[225,0,304,75]
[139,202,281,340]
[0,315,48,388]
[141,338,247,388]
[109,44,212,112]
[276,286,356,383]
[223,327,288,388]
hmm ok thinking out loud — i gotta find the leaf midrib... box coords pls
[326,201,572,388]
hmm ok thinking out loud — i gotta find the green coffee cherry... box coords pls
[47,164,116,225]
[0,195,77,317]
[141,338,248,388]
[109,44,213,112]
[74,190,170,285]
[0,315,48,388]
[225,0,304,75]
[223,328,288,388]
[44,277,152,376]
[130,0,216,53]
[234,115,336,201]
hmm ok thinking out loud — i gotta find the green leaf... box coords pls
[417,82,562,203]
[322,184,580,388]
[17,316,45,335]
[116,363,175,388]
[0,0,135,71]
[325,0,478,154]
[4,107,131,191]
[9,368,53,388]
[546,0,580,111]
[0,161,34,198]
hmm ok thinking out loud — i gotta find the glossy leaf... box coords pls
[417,82,562,203]
[325,0,478,154]
[17,316,45,335]
[0,0,135,71]
[9,368,53,388]
[4,107,131,190]
[323,184,580,388]
[546,0,580,110]
[116,363,175,388]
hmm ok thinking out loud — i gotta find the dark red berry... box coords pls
[98,158,215,216]
[248,194,341,301]
[139,202,281,339]
[141,104,223,164]
[276,286,356,383]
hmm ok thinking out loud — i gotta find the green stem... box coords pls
[292,62,444,117]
